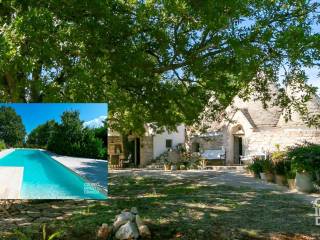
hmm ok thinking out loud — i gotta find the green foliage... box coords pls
[80,129,106,159]
[247,157,264,175]
[27,120,57,148]
[262,158,274,174]
[0,1,319,133]
[0,106,26,147]
[271,150,287,163]
[46,111,106,159]
[286,170,296,180]
[287,142,320,175]
[271,149,289,175]
[0,139,6,150]
[273,160,288,176]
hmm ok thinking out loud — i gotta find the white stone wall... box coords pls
[152,125,185,159]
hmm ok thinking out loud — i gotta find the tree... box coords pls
[92,123,108,148]
[0,106,26,146]
[27,120,57,148]
[47,110,106,159]
[0,1,319,132]
[48,111,84,155]
[81,128,106,159]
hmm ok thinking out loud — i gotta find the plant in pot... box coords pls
[188,152,201,170]
[160,152,171,171]
[286,170,296,190]
[288,143,318,193]
[273,160,287,185]
[247,157,263,178]
[261,158,274,182]
[272,149,287,185]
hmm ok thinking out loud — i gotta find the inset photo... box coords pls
[0,103,108,199]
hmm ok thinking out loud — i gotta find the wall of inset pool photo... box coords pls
[0,103,108,199]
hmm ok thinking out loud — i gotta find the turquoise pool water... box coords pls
[0,149,107,199]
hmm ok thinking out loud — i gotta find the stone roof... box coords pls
[277,94,320,127]
[218,85,320,129]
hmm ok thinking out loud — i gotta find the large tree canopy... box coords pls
[0,1,319,133]
[0,106,26,146]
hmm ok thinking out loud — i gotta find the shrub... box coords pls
[287,142,320,176]
[271,150,287,163]
[286,170,296,179]
[0,139,6,150]
[274,160,288,175]
[262,157,274,173]
[247,157,264,175]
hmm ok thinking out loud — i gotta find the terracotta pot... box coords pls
[164,164,171,171]
[265,172,274,182]
[296,172,314,193]
[275,174,286,186]
[287,179,296,190]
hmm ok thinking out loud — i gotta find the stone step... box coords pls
[203,165,245,171]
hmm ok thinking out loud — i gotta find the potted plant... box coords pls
[273,160,287,186]
[287,143,318,193]
[272,149,287,185]
[262,158,274,182]
[286,170,296,190]
[160,152,171,171]
[247,157,263,178]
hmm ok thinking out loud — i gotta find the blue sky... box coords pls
[0,103,108,133]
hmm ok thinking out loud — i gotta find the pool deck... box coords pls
[0,149,14,159]
[0,167,23,199]
[45,151,108,191]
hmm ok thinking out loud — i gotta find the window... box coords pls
[166,139,172,148]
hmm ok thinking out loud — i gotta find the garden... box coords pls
[247,142,320,193]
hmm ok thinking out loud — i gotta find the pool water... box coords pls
[0,149,107,199]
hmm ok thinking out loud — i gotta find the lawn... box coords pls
[1,174,319,240]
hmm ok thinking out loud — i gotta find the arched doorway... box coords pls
[231,125,245,164]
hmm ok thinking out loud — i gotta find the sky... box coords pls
[0,103,108,133]
[306,67,320,93]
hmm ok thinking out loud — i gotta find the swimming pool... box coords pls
[0,149,107,199]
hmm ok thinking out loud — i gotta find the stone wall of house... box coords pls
[108,136,123,155]
[245,127,320,154]
[223,126,320,164]
[140,136,153,166]
[189,135,224,152]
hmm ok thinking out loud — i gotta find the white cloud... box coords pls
[83,115,107,129]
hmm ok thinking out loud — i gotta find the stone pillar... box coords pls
[139,136,153,167]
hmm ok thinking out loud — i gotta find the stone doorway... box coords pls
[127,137,141,166]
[233,136,243,164]
[231,125,245,164]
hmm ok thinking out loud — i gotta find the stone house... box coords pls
[108,125,186,167]
[189,92,320,165]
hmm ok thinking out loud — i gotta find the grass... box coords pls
[1,175,319,240]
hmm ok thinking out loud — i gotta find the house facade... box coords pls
[189,93,320,165]
[108,125,186,167]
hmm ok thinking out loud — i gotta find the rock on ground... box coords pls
[115,221,139,240]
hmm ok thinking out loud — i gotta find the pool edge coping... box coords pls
[2,148,108,200]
